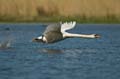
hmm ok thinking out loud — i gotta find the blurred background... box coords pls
[0,0,120,23]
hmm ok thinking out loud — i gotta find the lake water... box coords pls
[0,23,120,79]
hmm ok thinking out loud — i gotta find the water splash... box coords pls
[0,40,11,49]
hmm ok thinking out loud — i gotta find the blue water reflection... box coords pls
[0,24,120,79]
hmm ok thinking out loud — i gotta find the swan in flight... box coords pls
[32,21,100,43]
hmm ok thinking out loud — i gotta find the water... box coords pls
[0,24,120,79]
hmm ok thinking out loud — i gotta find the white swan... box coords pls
[32,21,100,43]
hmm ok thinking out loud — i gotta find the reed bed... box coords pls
[0,0,120,23]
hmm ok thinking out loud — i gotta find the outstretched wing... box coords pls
[43,23,61,34]
[61,21,76,33]
[43,23,63,43]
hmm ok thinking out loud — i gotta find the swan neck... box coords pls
[63,33,95,38]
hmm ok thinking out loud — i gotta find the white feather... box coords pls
[61,21,76,33]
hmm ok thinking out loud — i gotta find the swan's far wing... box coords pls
[43,23,61,34]
[61,21,76,33]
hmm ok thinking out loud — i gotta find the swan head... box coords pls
[94,34,101,38]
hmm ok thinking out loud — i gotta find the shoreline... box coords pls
[0,16,120,24]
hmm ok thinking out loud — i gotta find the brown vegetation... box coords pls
[0,0,120,22]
